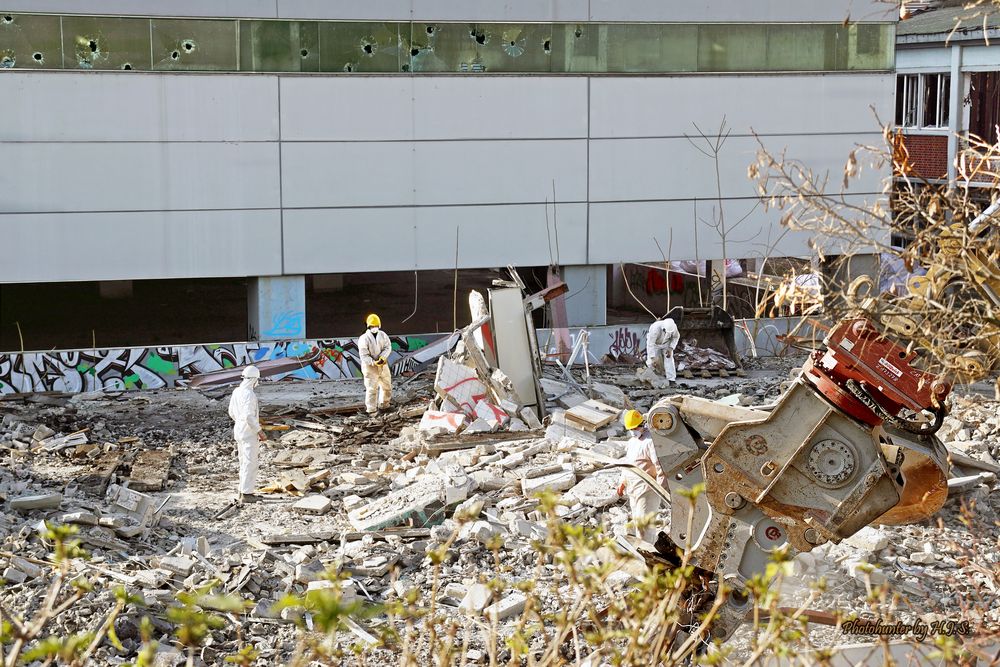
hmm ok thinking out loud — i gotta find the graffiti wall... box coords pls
[0,334,451,394]
[0,318,803,394]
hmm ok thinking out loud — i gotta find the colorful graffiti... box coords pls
[0,334,449,394]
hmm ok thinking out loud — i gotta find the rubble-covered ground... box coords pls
[1,359,998,665]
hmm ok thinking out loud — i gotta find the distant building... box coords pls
[1,1,894,347]
[895,3,1000,189]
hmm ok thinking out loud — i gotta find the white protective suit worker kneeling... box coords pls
[358,313,392,415]
[646,316,680,383]
[228,365,265,503]
[617,409,667,544]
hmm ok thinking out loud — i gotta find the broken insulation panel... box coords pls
[319,22,401,73]
[151,18,237,71]
[239,20,319,72]
[0,13,61,69]
[61,15,150,70]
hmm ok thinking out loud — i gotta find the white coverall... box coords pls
[618,430,667,544]
[228,376,261,495]
[358,328,393,413]
[646,317,680,382]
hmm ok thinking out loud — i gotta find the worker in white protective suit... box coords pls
[617,410,667,544]
[646,316,680,383]
[358,313,392,415]
[228,365,265,504]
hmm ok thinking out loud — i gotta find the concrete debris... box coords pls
[0,354,995,664]
[10,493,63,512]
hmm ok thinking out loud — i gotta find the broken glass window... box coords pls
[0,13,61,69]
[61,15,151,70]
[240,20,319,72]
[408,23,552,73]
[550,23,608,73]
[319,22,401,73]
[151,19,237,71]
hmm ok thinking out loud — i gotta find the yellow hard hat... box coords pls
[366,313,381,328]
[623,409,644,430]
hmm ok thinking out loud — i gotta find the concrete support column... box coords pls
[562,264,607,326]
[248,275,306,341]
[947,44,963,186]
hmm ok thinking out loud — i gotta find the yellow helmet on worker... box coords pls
[623,409,644,430]
[366,313,381,328]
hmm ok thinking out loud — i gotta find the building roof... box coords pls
[898,4,1000,38]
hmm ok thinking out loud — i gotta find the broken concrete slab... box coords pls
[521,469,576,496]
[563,469,621,508]
[293,495,332,515]
[129,449,173,492]
[348,477,445,532]
[845,526,889,553]
[10,493,63,512]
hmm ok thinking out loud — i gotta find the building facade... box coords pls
[1,1,895,343]
[895,5,1000,185]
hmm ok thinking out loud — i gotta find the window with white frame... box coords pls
[895,73,950,129]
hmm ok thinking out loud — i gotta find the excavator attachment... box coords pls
[664,305,743,370]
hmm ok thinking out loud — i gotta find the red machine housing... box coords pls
[803,319,950,427]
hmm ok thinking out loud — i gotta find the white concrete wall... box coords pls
[1,69,891,283]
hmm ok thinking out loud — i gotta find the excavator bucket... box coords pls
[664,305,743,370]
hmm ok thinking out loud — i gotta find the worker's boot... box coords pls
[238,493,262,505]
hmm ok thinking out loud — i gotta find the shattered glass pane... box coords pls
[319,22,401,73]
[0,13,61,69]
[151,19,237,71]
[697,24,768,72]
[61,16,151,70]
[240,20,319,72]
[550,23,608,73]
[408,23,552,73]
[605,24,697,72]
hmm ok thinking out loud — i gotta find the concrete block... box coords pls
[845,527,889,552]
[483,592,527,621]
[59,511,99,526]
[9,557,42,579]
[293,495,332,515]
[295,559,326,583]
[2,567,27,584]
[11,493,63,512]
[159,557,196,577]
[563,470,620,508]
[459,583,493,614]
[520,407,542,430]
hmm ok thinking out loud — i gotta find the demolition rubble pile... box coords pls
[0,361,998,663]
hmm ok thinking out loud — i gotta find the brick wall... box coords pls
[900,133,949,180]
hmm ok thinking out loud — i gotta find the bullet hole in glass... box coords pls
[300,49,309,57]
[89,39,98,53]
[410,47,419,57]
[122,63,133,70]
[426,25,435,34]
[343,63,354,72]
[471,30,486,45]
[2,15,13,24]
[574,27,583,38]
[183,41,195,53]
[33,52,43,62]
[543,39,552,53]
[362,43,373,55]
[171,50,180,60]
[0,56,14,68]
[401,63,410,71]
